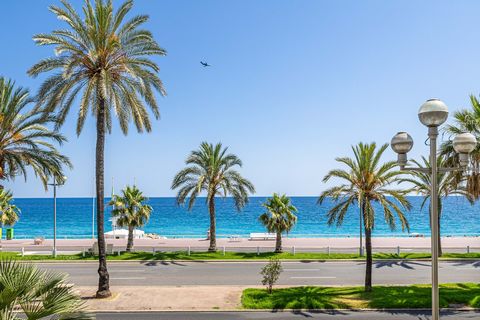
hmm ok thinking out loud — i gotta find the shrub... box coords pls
[260,257,283,293]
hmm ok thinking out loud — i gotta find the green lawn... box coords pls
[241,283,480,309]
[0,251,479,261]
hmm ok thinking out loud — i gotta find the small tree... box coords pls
[109,185,152,252]
[0,190,20,241]
[259,194,297,253]
[260,258,283,294]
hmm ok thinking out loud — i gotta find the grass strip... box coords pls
[241,283,480,309]
[0,251,479,261]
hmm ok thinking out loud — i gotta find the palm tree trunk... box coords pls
[0,174,4,246]
[95,98,111,299]
[438,199,442,257]
[364,227,373,292]
[429,197,443,257]
[0,162,6,188]
[126,225,134,252]
[208,195,216,252]
[275,232,282,253]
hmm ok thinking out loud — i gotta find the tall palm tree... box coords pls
[172,142,255,251]
[28,0,166,298]
[441,95,480,199]
[0,259,93,320]
[109,185,152,252]
[318,142,411,292]
[259,193,297,253]
[400,156,474,257]
[0,190,20,240]
[0,77,71,188]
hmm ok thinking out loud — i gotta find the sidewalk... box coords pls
[4,236,480,250]
[79,286,246,311]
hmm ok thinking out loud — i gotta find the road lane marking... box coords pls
[110,277,146,280]
[284,269,320,272]
[290,276,336,279]
[110,269,145,273]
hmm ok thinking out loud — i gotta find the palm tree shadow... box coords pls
[299,260,326,264]
[373,260,429,269]
[383,309,480,319]
[141,260,187,267]
[264,287,353,311]
[294,309,349,316]
[452,260,480,268]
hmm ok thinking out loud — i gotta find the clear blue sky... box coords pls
[1,0,479,197]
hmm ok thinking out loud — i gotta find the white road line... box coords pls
[110,269,145,273]
[290,276,336,279]
[110,277,146,280]
[284,269,320,272]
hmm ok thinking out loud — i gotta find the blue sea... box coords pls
[3,197,480,239]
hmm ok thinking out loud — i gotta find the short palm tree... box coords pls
[0,77,71,188]
[109,185,152,252]
[441,95,480,199]
[172,142,255,251]
[0,259,93,320]
[29,0,166,298]
[0,190,20,240]
[318,142,411,292]
[259,194,297,253]
[399,156,474,257]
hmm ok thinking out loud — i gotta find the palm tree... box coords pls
[0,190,20,240]
[441,95,480,199]
[399,156,474,257]
[28,0,166,298]
[0,77,71,188]
[172,142,255,251]
[109,185,152,252]
[318,142,411,292]
[259,194,297,253]
[0,259,93,320]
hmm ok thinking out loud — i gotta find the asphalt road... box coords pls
[95,311,480,320]
[36,260,480,286]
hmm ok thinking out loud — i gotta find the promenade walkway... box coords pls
[2,236,479,254]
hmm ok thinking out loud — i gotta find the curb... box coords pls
[93,308,480,313]
[17,258,480,263]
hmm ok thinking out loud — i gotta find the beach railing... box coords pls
[1,244,480,256]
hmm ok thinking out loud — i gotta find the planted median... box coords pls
[241,283,480,309]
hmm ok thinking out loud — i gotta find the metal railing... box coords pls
[1,245,479,257]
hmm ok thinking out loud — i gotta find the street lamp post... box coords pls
[390,99,477,320]
[49,176,67,257]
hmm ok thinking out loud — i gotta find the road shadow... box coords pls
[379,309,480,319]
[298,260,327,264]
[264,309,480,319]
[452,260,480,268]
[291,309,349,317]
[141,260,187,267]
[268,309,349,317]
[373,260,429,269]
